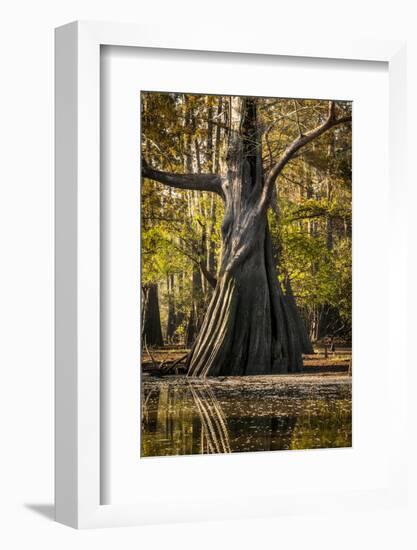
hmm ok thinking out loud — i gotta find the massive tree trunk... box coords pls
[186,221,303,376]
[143,97,351,376]
[186,98,302,376]
[142,283,164,348]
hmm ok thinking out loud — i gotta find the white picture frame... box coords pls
[55,20,407,529]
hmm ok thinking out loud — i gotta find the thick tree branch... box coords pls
[259,102,351,211]
[142,160,223,196]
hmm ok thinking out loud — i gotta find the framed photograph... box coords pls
[55,21,407,528]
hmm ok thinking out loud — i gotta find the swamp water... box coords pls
[141,374,352,457]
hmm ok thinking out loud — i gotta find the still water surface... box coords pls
[141,374,352,457]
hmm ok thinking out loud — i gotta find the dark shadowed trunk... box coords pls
[186,221,303,375]
[186,98,303,376]
[282,276,314,354]
[142,283,164,348]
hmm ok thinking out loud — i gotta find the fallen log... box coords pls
[142,353,189,376]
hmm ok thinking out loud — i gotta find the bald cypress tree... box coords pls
[143,97,351,375]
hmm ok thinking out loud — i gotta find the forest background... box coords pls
[141,92,352,352]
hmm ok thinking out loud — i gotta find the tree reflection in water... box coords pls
[141,376,351,457]
[189,383,231,454]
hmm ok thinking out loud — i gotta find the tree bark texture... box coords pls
[186,98,303,376]
[283,276,314,354]
[142,283,164,348]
